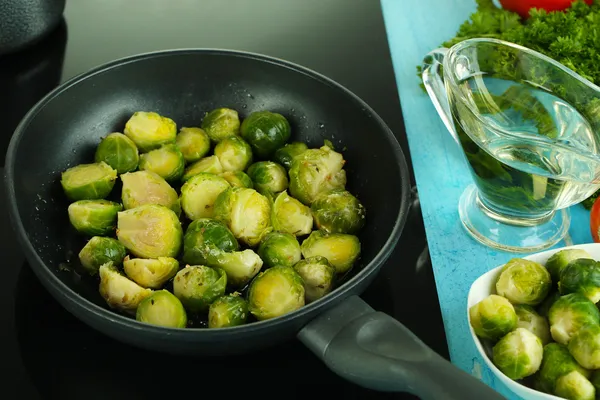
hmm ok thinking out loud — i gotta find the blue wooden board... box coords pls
[380,0,593,398]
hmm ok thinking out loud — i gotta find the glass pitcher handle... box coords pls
[422,48,459,144]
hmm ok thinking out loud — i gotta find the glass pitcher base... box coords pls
[458,184,571,253]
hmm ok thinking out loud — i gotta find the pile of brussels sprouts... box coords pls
[469,249,600,400]
[60,108,366,330]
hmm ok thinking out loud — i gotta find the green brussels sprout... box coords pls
[311,189,366,234]
[492,328,543,380]
[559,258,600,303]
[182,218,239,265]
[271,191,313,236]
[136,290,187,328]
[121,170,181,216]
[123,256,179,289]
[61,161,117,201]
[514,304,551,345]
[546,249,593,282]
[214,136,253,172]
[289,145,347,205]
[468,294,517,340]
[138,144,185,182]
[180,173,230,220]
[247,161,288,195]
[173,265,227,312]
[94,132,139,174]
[175,127,211,163]
[293,256,336,303]
[201,107,240,143]
[548,293,600,344]
[68,199,122,236]
[213,187,272,247]
[211,249,263,287]
[537,290,561,318]
[248,266,305,321]
[116,204,182,259]
[123,111,177,152]
[258,231,301,269]
[78,236,127,275]
[240,111,291,159]
[220,171,254,188]
[98,262,153,314]
[555,370,596,400]
[537,342,591,394]
[208,293,248,328]
[568,324,600,369]
[273,141,308,169]
[300,230,360,274]
[495,258,552,306]
[182,155,224,182]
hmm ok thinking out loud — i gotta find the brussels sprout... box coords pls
[117,204,182,259]
[182,155,224,182]
[182,218,239,265]
[311,189,366,234]
[537,342,591,394]
[548,293,600,344]
[180,173,230,220]
[555,370,595,400]
[492,328,543,380]
[214,136,253,172]
[136,290,187,328]
[138,144,185,182]
[248,266,305,321]
[289,145,347,205]
[514,304,551,345]
[300,230,360,274]
[559,258,600,303]
[173,265,227,313]
[258,231,301,269]
[546,249,593,282]
[293,256,336,303]
[568,324,600,369]
[123,256,179,289]
[495,258,552,306]
[175,127,211,163]
[208,293,249,328]
[213,187,272,247]
[468,294,517,340]
[213,250,263,287]
[78,236,127,275]
[94,132,139,174]
[247,161,288,195]
[220,171,254,188]
[201,107,240,143]
[121,170,180,216]
[271,191,313,236]
[123,111,177,152]
[68,199,122,236]
[273,141,308,169]
[61,161,117,201]
[98,262,153,314]
[240,111,291,159]
[538,290,561,318]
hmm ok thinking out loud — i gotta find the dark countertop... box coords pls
[0,1,448,398]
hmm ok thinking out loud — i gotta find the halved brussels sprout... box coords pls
[220,171,254,188]
[79,236,127,275]
[116,204,182,259]
[94,132,139,174]
[61,161,117,201]
[138,144,185,182]
[98,262,153,314]
[180,173,230,220]
[208,293,248,328]
[121,170,181,216]
[293,256,336,303]
[468,294,517,340]
[559,258,600,303]
[247,161,288,195]
[492,328,543,380]
[568,324,600,369]
[175,127,211,163]
[548,293,600,344]
[201,107,240,143]
[546,249,593,282]
[273,141,308,169]
[514,304,551,345]
[300,230,360,274]
[555,370,595,400]
[240,111,291,159]
[182,218,239,265]
[182,155,224,182]
[495,258,552,306]
[248,266,305,321]
[212,250,263,288]
[311,189,366,234]
[68,199,122,236]
[289,145,346,205]
[173,265,227,312]
[123,111,177,152]
[271,191,313,236]
[123,256,179,289]
[136,290,187,328]
[214,136,253,172]
[537,342,591,394]
[258,231,301,269]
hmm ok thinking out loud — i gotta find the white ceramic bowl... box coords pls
[467,243,600,400]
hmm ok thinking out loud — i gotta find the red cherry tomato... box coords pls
[499,0,593,18]
[590,196,600,242]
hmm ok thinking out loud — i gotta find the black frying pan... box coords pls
[5,49,504,399]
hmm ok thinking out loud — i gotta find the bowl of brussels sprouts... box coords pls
[468,243,600,400]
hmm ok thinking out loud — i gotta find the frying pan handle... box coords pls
[297,296,505,399]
